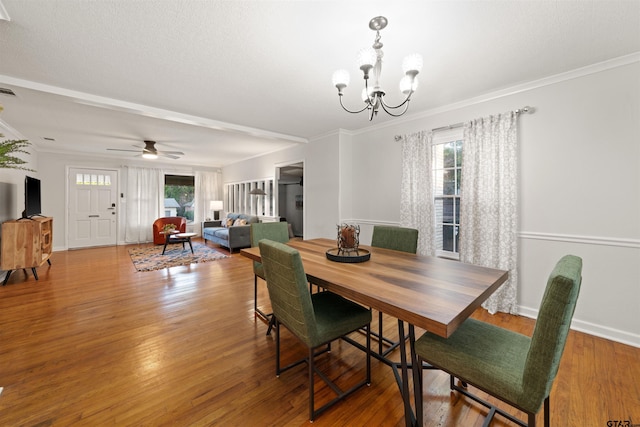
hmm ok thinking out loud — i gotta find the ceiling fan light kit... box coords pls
[107,140,184,160]
[142,140,159,159]
[332,16,423,121]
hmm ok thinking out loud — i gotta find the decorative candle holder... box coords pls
[326,224,371,263]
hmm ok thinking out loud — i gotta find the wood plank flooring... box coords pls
[0,239,638,426]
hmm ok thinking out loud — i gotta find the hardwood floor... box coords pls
[0,239,638,426]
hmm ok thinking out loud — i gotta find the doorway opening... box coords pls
[276,162,304,238]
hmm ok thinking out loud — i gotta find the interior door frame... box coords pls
[65,165,121,249]
[275,159,304,238]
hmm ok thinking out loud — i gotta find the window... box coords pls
[433,130,463,258]
[76,173,111,186]
[164,174,195,222]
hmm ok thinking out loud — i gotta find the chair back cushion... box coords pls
[371,225,419,254]
[259,239,316,346]
[251,222,291,278]
[522,254,582,411]
[152,217,187,244]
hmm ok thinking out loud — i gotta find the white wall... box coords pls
[223,57,640,347]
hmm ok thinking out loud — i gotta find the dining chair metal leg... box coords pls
[255,275,273,336]
[366,323,371,384]
[410,326,422,425]
[544,396,550,426]
[309,347,315,422]
[398,320,413,427]
[379,311,383,355]
[275,318,281,376]
[415,354,424,425]
[528,413,536,427]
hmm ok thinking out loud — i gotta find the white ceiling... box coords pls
[0,0,638,168]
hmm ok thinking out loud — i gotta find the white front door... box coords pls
[68,168,118,248]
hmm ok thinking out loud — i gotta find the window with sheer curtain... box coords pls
[459,112,519,314]
[400,111,519,314]
[400,130,436,256]
[194,171,220,224]
[124,166,163,244]
[433,130,463,259]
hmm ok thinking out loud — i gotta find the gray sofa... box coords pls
[202,213,259,252]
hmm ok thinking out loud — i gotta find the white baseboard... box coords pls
[518,306,640,348]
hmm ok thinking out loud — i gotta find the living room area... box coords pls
[0,1,639,425]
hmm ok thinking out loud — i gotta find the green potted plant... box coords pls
[0,135,34,171]
[0,104,34,171]
[162,223,177,233]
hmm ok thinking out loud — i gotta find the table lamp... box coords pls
[210,200,223,220]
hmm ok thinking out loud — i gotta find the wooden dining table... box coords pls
[241,238,508,426]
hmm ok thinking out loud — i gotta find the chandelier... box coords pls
[332,16,423,121]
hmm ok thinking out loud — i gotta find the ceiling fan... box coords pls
[106,140,184,160]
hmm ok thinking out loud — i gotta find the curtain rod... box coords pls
[394,106,535,141]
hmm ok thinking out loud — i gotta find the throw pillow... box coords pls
[233,218,247,226]
[226,218,234,227]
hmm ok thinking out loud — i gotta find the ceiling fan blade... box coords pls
[158,150,185,155]
[159,153,180,160]
[107,148,141,152]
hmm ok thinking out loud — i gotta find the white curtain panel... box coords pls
[400,130,436,256]
[194,170,220,224]
[124,166,163,243]
[460,111,519,314]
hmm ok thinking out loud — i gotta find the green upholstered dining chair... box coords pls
[414,255,583,427]
[371,225,419,254]
[250,222,290,335]
[258,239,372,422]
[370,225,419,356]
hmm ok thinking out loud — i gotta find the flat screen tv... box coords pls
[23,175,42,219]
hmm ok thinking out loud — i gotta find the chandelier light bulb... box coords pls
[357,47,376,73]
[400,75,419,95]
[402,53,423,76]
[332,69,350,90]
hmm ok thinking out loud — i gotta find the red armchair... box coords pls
[152,217,187,245]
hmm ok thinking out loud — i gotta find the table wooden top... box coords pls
[241,238,508,338]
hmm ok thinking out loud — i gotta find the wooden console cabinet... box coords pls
[1,217,53,285]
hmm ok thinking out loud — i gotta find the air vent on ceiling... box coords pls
[0,87,16,96]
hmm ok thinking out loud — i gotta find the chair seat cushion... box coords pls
[310,292,372,347]
[415,318,532,411]
[212,229,230,241]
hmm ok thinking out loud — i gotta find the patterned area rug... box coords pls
[128,242,228,272]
